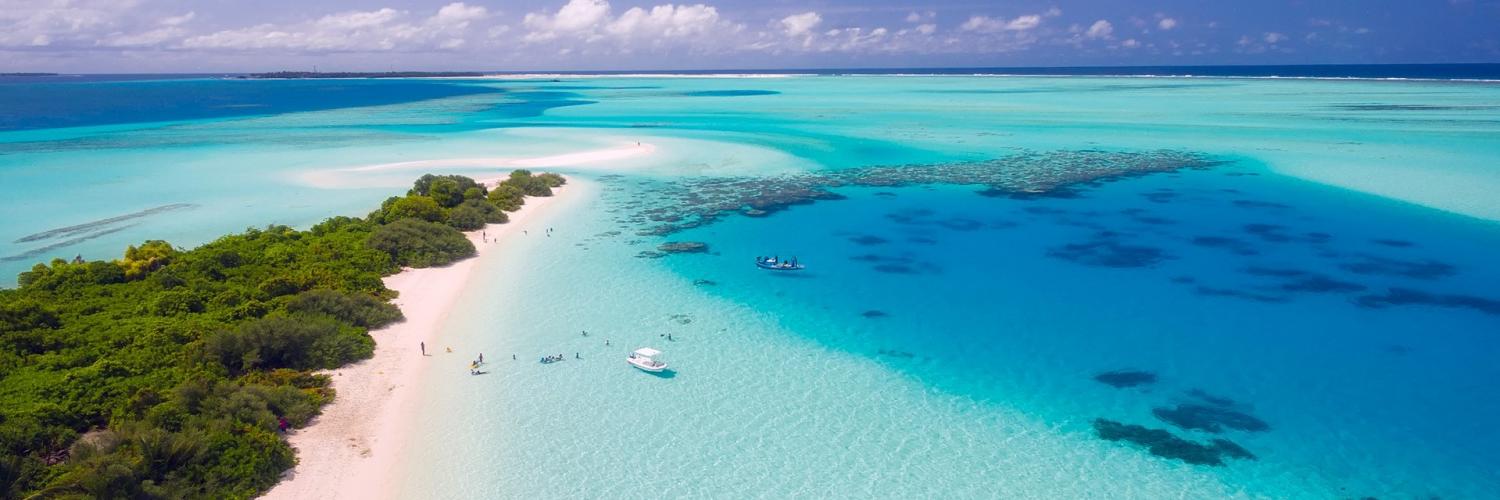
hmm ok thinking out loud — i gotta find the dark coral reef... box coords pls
[1093,419,1256,466]
[608,149,1222,236]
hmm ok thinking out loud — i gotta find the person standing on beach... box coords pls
[420,342,426,356]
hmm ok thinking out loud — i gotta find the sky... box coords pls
[1,0,1498,73]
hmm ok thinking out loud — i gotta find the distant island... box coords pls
[239,71,486,79]
[0,73,59,77]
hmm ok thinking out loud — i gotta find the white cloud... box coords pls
[522,0,609,41]
[904,11,934,23]
[1121,38,1140,48]
[1263,32,1286,44]
[101,26,186,47]
[518,0,743,53]
[432,3,488,27]
[1085,20,1113,39]
[915,23,936,35]
[780,11,821,37]
[961,14,1043,33]
[181,3,490,52]
[1006,15,1041,31]
[608,4,724,40]
[1157,18,1177,30]
[0,0,140,48]
[160,12,196,27]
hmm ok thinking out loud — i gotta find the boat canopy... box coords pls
[633,348,662,357]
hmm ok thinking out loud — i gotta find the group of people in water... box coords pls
[756,255,803,269]
[539,353,574,364]
[443,329,616,371]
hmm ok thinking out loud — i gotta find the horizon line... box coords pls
[13,61,1500,76]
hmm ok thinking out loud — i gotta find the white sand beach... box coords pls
[298,142,654,189]
[263,177,572,500]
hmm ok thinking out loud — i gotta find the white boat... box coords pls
[627,347,667,372]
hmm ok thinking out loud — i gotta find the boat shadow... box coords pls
[642,369,678,379]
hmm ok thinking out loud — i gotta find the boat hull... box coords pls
[628,358,666,372]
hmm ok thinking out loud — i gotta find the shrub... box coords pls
[537,172,567,188]
[365,218,475,268]
[285,289,403,329]
[447,199,507,230]
[202,315,373,374]
[409,174,484,201]
[0,298,60,333]
[150,291,205,316]
[487,184,526,212]
[381,195,445,223]
[120,240,177,281]
[500,169,554,197]
[446,202,488,231]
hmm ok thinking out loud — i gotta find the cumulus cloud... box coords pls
[523,0,610,41]
[519,0,742,50]
[904,11,934,23]
[780,11,821,37]
[0,0,139,48]
[432,3,487,27]
[961,14,1043,33]
[160,12,196,27]
[1085,20,1113,39]
[0,0,1376,71]
[181,3,489,52]
[608,4,726,40]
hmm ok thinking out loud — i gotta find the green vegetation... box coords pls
[486,170,565,212]
[369,172,555,231]
[0,171,560,498]
[367,219,475,268]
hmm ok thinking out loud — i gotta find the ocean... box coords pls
[2,67,1498,498]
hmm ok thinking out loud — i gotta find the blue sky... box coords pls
[1,0,1497,72]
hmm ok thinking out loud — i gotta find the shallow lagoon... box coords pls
[397,161,1500,498]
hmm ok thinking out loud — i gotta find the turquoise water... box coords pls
[3,75,1499,497]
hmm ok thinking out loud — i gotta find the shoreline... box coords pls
[298,143,654,189]
[262,177,575,500]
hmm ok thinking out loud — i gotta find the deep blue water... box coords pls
[0,79,502,131]
[646,162,1500,497]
